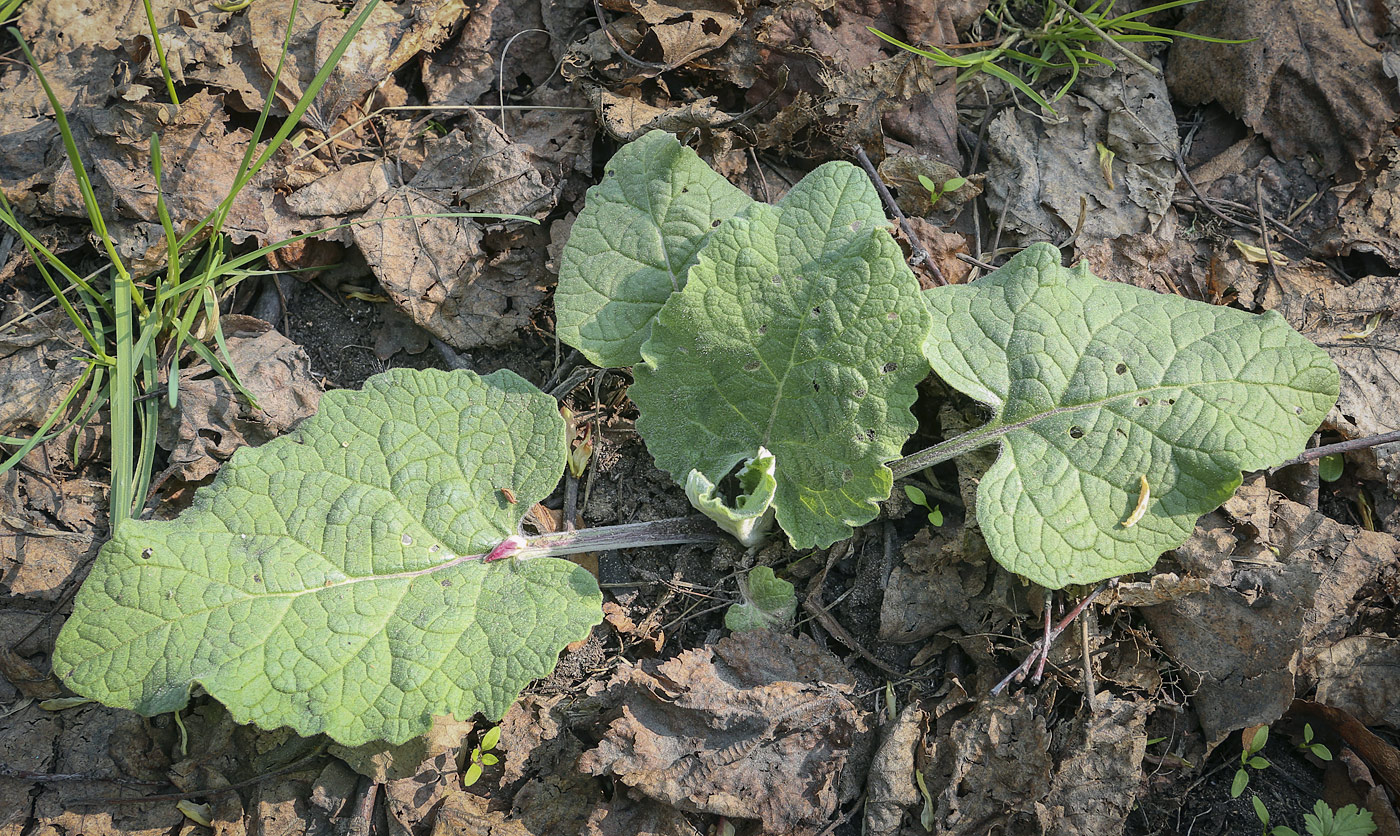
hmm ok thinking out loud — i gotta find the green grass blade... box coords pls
[0,365,97,475]
[140,0,180,107]
[979,60,1055,112]
[180,0,384,250]
[867,26,971,67]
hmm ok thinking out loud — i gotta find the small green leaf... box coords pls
[480,753,499,766]
[555,130,755,368]
[1310,743,1333,761]
[480,724,502,751]
[922,243,1338,588]
[928,505,944,526]
[686,447,777,547]
[942,176,967,192]
[1319,454,1344,482]
[914,769,936,831]
[633,162,931,548]
[53,369,602,746]
[1231,769,1249,798]
[463,761,483,787]
[1250,726,1270,755]
[918,174,938,194]
[1249,756,1271,770]
[1275,827,1301,836]
[1253,795,1269,826]
[724,566,797,632]
[904,484,929,507]
[1303,724,1315,744]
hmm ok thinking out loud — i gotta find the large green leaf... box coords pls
[923,243,1339,588]
[555,130,754,368]
[53,369,601,746]
[632,162,930,549]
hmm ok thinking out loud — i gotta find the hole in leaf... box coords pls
[854,387,866,398]
[882,362,897,373]
[850,220,862,231]
[771,275,781,284]
[606,169,615,176]
[401,533,414,546]
[441,580,452,588]
[887,312,898,321]
[1135,396,1149,407]
[757,325,767,335]
[1161,398,1175,406]
[865,429,876,441]
[141,547,153,559]
[1115,428,1127,437]
[812,381,821,392]
[744,360,760,372]
[712,219,722,228]
[811,307,821,318]
[1294,406,1304,415]
[842,468,853,482]
[1115,363,1127,375]
[681,186,689,193]
[1069,426,1085,439]
[252,574,262,583]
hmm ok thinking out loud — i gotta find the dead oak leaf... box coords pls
[1167,0,1399,176]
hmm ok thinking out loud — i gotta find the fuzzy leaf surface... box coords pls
[632,162,929,548]
[53,369,601,745]
[923,243,1339,588]
[555,130,754,368]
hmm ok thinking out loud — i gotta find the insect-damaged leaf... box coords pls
[554,130,754,368]
[53,369,601,746]
[923,243,1339,588]
[631,161,929,549]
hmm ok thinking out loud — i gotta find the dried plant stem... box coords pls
[852,146,947,286]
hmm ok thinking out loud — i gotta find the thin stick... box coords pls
[1272,430,1400,469]
[991,579,1112,696]
[852,146,947,286]
[1031,593,1053,683]
[1255,173,1281,285]
[1048,0,1160,76]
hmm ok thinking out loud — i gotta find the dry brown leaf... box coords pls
[1321,141,1400,270]
[579,631,863,834]
[985,65,1178,244]
[1031,696,1152,836]
[1312,637,1400,729]
[863,704,925,836]
[1167,0,1398,176]
[156,315,323,483]
[1260,263,1400,491]
[1143,491,1400,749]
[917,697,1052,832]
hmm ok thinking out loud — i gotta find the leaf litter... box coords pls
[1,0,1400,833]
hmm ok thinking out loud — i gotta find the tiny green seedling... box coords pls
[1318,455,1344,483]
[903,484,944,527]
[1298,723,1333,761]
[917,174,968,210]
[463,724,502,787]
[1233,725,1270,798]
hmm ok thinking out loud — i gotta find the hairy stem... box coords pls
[890,422,1006,479]
[515,515,726,560]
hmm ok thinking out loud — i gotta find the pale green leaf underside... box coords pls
[633,162,930,549]
[53,369,601,746]
[555,130,754,368]
[924,243,1339,588]
[724,566,796,632]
